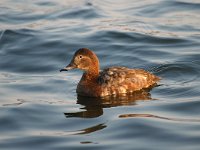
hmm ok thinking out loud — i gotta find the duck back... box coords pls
[98,66,159,97]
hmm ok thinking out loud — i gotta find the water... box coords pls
[0,0,200,149]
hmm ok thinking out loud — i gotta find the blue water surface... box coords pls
[0,0,200,150]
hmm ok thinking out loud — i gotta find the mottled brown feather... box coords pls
[97,66,159,96]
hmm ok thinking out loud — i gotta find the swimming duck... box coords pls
[60,48,159,97]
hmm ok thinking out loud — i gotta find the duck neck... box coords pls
[81,66,99,83]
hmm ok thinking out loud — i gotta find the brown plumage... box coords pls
[60,48,160,97]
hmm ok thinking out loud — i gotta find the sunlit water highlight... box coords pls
[0,0,200,150]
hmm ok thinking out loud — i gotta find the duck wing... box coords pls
[98,66,159,93]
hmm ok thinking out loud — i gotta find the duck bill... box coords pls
[60,63,77,72]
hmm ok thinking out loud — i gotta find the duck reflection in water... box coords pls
[64,89,153,119]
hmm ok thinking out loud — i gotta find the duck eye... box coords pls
[79,55,82,59]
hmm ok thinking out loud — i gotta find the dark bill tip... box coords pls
[60,63,77,72]
[60,68,68,72]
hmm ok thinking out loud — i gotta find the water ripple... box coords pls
[119,113,200,123]
[1,0,200,150]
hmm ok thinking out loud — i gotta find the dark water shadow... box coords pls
[119,113,200,123]
[64,89,153,119]
[73,123,107,135]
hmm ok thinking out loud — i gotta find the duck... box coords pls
[60,48,160,97]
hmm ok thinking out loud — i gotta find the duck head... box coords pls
[60,48,100,74]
